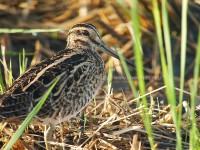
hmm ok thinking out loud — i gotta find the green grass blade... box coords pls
[189,28,200,149]
[19,49,27,75]
[4,77,60,150]
[0,51,34,56]
[152,0,182,148]
[161,0,181,148]
[131,0,154,148]
[0,28,63,34]
[117,48,138,97]
[0,68,5,94]
[152,0,168,81]
[8,59,13,86]
[179,0,189,138]
[162,0,175,83]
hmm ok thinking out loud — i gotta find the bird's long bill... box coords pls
[101,45,135,66]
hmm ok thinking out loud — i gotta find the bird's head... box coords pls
[67,23,134,66]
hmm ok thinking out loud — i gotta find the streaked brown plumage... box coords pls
[0,23,134,149]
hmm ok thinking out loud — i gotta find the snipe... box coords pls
[0,23,134,149]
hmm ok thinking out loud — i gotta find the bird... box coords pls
[0,23,134,149]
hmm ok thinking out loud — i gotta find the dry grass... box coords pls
[0,0,199,149]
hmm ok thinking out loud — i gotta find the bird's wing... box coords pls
[0,49,91,121]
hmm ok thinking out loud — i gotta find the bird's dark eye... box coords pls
[82,30,89,36]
